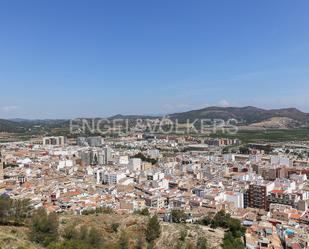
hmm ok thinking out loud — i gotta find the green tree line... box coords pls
[199,210,245,249]
[0,195,32,226]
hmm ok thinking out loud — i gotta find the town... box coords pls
[1,0,309,248]
[1,133,308,248]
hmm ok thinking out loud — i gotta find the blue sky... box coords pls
[0,0,309,118]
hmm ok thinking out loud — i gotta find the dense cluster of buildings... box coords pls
[0,134,309,248]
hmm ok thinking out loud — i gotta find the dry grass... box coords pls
[0,226,41,249]
[60,213,224,249]
[0,213,224,249]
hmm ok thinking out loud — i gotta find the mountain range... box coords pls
[0,106,308,133]
[168,106,309,125]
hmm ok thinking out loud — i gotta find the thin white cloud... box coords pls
[218,99,230,107]
[1,105,20,112]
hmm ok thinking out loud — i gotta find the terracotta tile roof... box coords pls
[290,213,301,219]
[271,189,284,194]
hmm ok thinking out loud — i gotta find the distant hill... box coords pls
[0,106,308,133]
[0,119,69,133]
[168,106,309,126]
[0,119,28,133]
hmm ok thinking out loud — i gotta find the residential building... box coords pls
[43,136,66,146]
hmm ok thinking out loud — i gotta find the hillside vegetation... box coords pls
[1,106,308,134]
[169,106,309,125]
[0,212,225,249]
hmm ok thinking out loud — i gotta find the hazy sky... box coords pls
[1,0,309,118]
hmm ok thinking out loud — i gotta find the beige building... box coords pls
[43,136,67,146]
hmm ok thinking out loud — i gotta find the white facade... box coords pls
[128,158,141,171]
[119,155,129,165]
[147,171,164,181]
[96,170,126,185]
[270,156,291,167]
[57,160,73,170]
[223,154,236,162]
[224,191,244,209]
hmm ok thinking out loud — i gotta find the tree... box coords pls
[185,241,195,249]
[200,215,212,226]
[145,215,161,244]
[87,227,102,247]
[140,208,150,216]
[196,237,208,249]
[48,240,96,249]
[222,232,245,249]
[133,153,157,165]
[0,196,31,225]
[118,231,129,249]
[227,218,245,238]
[239,145,249,154]
[135,236,145,249]
[29,208,59,246]
[0,196,11,225]
[179,228,188,241]
[170,209,187,223]
[210,210,230,228]
[49,225,103,249]
[79,225,88,241]
[11,198,32,225]
[63,224,79,240]
[111,222,120,232]
[134,208,150,216]
[264,144,272,154]
[199,210,246,249]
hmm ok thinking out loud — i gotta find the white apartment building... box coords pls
[223,191,244,209]
[96,170,126,185]
[128,158,141,171]
[57,160,73,170]
[147,171,164,181]
[270,155,291,167]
